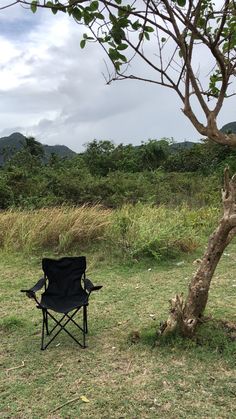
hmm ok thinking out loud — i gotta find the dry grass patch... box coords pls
[0,205,111,253]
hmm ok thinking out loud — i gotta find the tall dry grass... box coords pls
[0,205,111,253]
[0,204,220,259]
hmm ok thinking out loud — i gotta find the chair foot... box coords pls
[40,308,88,350]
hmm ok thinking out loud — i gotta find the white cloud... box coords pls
[0,4,235,152]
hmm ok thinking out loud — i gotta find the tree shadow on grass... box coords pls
[137,319,236,365]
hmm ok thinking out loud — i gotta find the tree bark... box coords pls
[160,167,236,337]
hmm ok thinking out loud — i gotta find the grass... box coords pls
[0,205,111,254]
[1,246,236,418]
[0,204,220,260]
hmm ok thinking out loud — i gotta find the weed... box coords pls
[0,316,25,331]
[108,204,219,260]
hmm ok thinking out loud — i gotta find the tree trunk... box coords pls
[160,168,236,337]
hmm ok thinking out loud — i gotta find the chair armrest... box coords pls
[21,276,46,298]
[84,277,102,294]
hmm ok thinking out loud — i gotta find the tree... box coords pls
[83,139,116,176]
[24,136,45,160]
[5,136,44,170]
[140,139,170,171]
[3,0,236,336]
[0,173,13,208]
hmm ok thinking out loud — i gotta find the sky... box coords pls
[0,2,235,152]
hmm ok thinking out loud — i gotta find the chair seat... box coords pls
[40,291,89,313]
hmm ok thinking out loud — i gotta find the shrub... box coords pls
[107,204,220,260]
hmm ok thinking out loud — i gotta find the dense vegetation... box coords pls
[1,134,236,210]
[0,204,219,259]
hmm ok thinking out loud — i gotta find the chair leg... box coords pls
[40,307,88,350]
[48,313,67,336]
[83,306,88,334]
[82,306,88,348]
[41,309,46,350]
[45,310,49,335]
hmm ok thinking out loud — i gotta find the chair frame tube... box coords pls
[40,306,88,351]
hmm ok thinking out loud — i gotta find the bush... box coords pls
[0,180,13,209]
[107,204,220,260]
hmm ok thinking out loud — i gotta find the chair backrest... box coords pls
[42,257,86,297]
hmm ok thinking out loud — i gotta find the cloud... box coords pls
[0,5,235,152]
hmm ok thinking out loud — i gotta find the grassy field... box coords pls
[0,205,219,260]
[1,246,236,419]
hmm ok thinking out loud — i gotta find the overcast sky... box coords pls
[0,3,235,152]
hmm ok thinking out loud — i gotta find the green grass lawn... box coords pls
[1,249,236,418]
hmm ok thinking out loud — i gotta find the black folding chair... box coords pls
[21,257,102,350]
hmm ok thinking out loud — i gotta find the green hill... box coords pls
[169,140,196,153]
[221,121,236,134]
[0,132,76,165]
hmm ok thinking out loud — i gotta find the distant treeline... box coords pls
[0,136,236,209]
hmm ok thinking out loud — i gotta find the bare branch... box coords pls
[0,0,20,10]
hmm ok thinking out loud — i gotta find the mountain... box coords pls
[0,132,76,165]
[169,140,196,153]
[221,121,236,134]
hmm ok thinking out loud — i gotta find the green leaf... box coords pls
[104,35,111,42]
[118,17,129,28]
[118,8,127,17]
[117,43,128,50]
[72,8,82,21]
[115,0,122,4]
[139,33,143,41]
[90,1,99,11]
[109,13,117,24]
[108,41,116,48]
[108,48,120,60]
[144,26,154,33]
[176,0,186,6]
[31,1,38,13]
[197,17,205,29]
[94,12,104,20]
[80,39,86,49]
[110,27,125,44]
[144,32,150,40]
[132,20,141,31]
[83,10,93,25]
[57,2,66,12]
[161,37,166,43]
[114,61,122,71]
[46,2,59,15]
[117,52,127,62]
